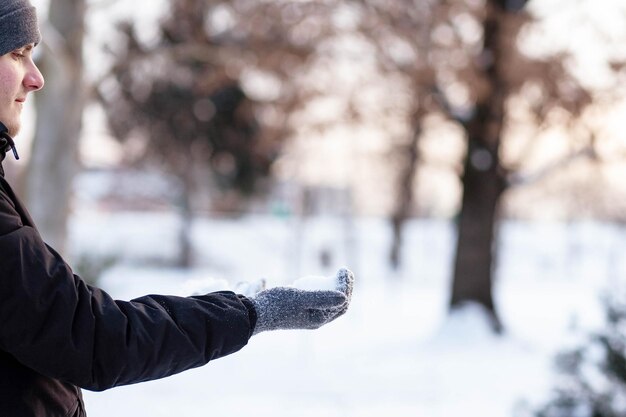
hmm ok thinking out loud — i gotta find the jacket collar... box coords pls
[0,122,20,178]
[0,135,7,178]
[0,125,20,178]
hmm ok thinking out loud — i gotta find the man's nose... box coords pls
[24,61,44,91]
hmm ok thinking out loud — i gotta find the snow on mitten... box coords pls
[234,278,266,298]
[251,268,354,335]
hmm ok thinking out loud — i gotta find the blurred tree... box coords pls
[384,0,437,270]
[350,0,607,330]
[25,0,86,255]
[98,0,337,267]
[448,0,531,331]
[445,0,604,331]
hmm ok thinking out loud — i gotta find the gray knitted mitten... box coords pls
[251,268,354,335]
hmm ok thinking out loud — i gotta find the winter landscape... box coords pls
[17,0,626,415]
[67,201,621,417]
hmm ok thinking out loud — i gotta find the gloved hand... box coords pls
[250,268,354,335]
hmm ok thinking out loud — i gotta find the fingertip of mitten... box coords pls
[336,267,354,298]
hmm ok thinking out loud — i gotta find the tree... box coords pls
[98,0,339,267]
[448,0,524,330]
[447,0,621,330]
[348,0,604,330]
[382,0,437,269]
[24,0,86,255]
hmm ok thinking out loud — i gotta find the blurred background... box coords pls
[11,0,626,415]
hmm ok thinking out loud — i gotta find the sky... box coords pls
[527,0,626,90]
[29,0,626,95]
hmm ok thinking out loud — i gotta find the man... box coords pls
[0,1,354,416]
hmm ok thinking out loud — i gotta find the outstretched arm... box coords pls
[0,224,257,391]
[0,177,353,391]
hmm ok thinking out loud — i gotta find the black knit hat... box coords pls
[0,0,41,56]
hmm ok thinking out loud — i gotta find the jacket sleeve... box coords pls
[0,197,257,391]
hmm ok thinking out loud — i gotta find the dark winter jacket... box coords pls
[0,148,257,416]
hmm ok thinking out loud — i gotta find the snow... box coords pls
[292,274,340,291]
[66,209,621,417]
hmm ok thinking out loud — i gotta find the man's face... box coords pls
[0,44,44,136]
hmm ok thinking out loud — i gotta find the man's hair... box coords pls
[0,0,41,56]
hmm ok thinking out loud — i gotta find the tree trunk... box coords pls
[449,0,508,332]
[389,118,422,269]
[388,0,434,271]
[25,0,85,254]
[173,156,201,269]
[450,137,505,331]
[176,176,194,269]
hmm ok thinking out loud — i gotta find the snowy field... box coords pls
[66,209,625,417]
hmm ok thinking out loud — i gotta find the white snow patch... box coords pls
[65,210,621,417]
[429,302,500,346]
[291,274,338,291]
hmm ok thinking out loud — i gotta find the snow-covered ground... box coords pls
[67,209,623,416]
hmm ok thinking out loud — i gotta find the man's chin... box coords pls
[3,122,20,137]
[0,113,21,135]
